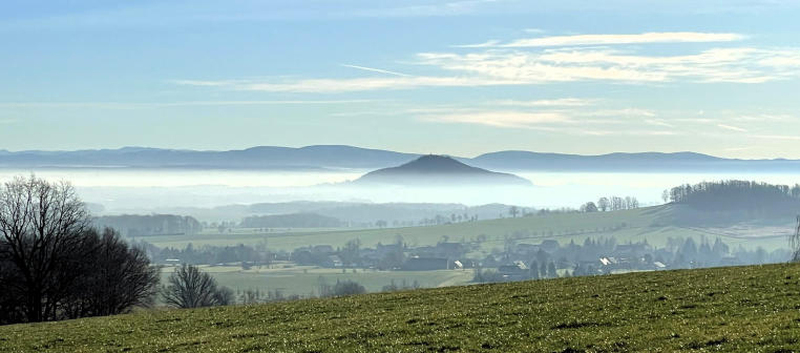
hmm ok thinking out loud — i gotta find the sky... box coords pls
[1,0,800,158]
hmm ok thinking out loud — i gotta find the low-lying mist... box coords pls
[3,168,800,214]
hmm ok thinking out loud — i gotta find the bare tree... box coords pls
[0,176,160,325]
[162,264,229,308]
[0,175,89,322]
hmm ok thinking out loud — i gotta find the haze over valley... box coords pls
[4,1,800,351]
[3,145,800,215]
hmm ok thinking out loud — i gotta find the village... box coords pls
[147,233,788,285]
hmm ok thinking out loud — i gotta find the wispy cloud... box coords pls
[735,113,793,122]
[753,134,800,141]
[413,102,666,134]
[491,98,596,107]
[645,119,675,128]
[418,110,570,129]
[455,32,746,48]
[175,32,800,93]
[418,46,800,85]
[178,76,522,93]
[340,64,412,77]
[579,108,657,117]
[717,123,749,132]
[578,129,676,136]
[0,100,376,109]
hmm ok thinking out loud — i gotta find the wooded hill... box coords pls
[667,180,800,214]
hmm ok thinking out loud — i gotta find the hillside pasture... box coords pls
[4,264,800,352]
[141,206,793,253]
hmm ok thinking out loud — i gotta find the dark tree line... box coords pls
[240,213,342,228]
[147,242,271,266]
[666,180,800,212]
[94,214,202,237]
[0,176,159,325]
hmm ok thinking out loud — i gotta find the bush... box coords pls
[318,279,366,297]
[473,268,504,283]
[333,280,366,296]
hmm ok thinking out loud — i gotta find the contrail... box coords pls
[340,64,412,77]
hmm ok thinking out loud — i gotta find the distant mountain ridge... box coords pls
[0,145,417,170]
[470,150,729,171]
[1,145,800,172]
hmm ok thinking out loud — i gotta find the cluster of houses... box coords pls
[288,235,785,281]
[291,241,475,271]
[149,232,788,282]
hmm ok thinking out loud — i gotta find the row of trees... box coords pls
[147,242,272,266]
[94,214,202,237]
[240,213,342,228]
[581,196,641,213]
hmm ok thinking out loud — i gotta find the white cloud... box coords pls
[645,119,675,128]
[413,104,668,134]
[418,110,571,129]
[753,134,800,141]
[578,108,657,117]
[175,32,800,93]
[190,76,523,93]
[734,114,792,122]
[0,100,375,109]
[418,46,800,84]
[491,98,596,107]
[578,129,676,136]
[172,79,237,87]
[717,123,748,132]
[455,32,746,48]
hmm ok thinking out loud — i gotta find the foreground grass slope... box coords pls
[3,264,800,352]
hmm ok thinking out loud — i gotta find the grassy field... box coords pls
[161,265,475,297]
[141,205,792,253]
[3,263,800,352]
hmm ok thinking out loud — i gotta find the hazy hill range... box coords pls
[353,155,532,186]
[4,145,800,171]
[0,145,417,170]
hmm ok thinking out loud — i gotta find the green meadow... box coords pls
[161,265,475,298]
[4,263,800,352]
[142,206,791,253]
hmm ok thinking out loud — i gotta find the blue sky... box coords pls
[1,0,800,158]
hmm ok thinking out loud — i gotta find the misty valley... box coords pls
[5,2,800,350]
[3,150,798,302]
